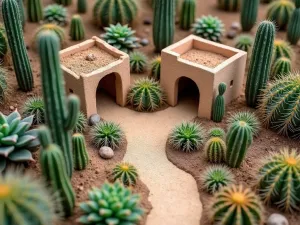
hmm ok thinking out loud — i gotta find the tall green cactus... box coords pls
[2,0,34,92]
[212,83,226,122]
[287,8,300,45]
[72,133,89,170]
[38,31,80,177]
[77,0,87,13]
[39,126,75,217]
[153,0,175,51]
[27,0,43,22]
[16,0,25,29]
[70,15,85,41]
[245,21,275,107]
[55,0,72,6]
[240,0,259,31]
[226,121,253,168]
[180,0,196,30]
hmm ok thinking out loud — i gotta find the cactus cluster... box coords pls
[273,39,293,62]
[0,68,7,104]
[70,15,85,41]
[93,0,138,27]
[257,148,300,212]
[150,56,161,81]
[210,184,264,225]
[22,96,45,125]
[208,127,226,139]
[129,51,148,73]
[204,137,226,163]
[180,0,196,30]
[287,8,300,45]
[112,162,138,186]
[78,182,144,225]
[0,111,39,172]
[240,0,259,31]
[217,0,239,11]
[0,25,7,59]
[212,83,227,122]
[234,35,254,52]
[72,133,89,170]
[44,4,68,26]
[271,57,291,79]
[34,23,66,47]
[27,0,43,22]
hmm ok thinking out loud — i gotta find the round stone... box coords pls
[231,22,240,30]
[267,214,289,225]
[140,38,150,46]
[99,146,114,159]
[85,54,97,61]
[226,30,237,39]
[88,114,101,126]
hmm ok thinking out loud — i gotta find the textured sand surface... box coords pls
[97,91,202,225]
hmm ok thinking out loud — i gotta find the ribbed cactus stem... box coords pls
[287,8,300,45]
[212,83,226,122]
[153,0,175,51]
[27,0,43,22]
[38,31,80,178]
[77,0,87,13]
[2,0,34,92]
[16,0,25,28]
[72,133,89,170]
[70,15,85,41]
[218,0,239,11]
[180,0,196,30]
[245,21,275,107]
[39,126,75,217]
[271,57,291,79]
[204,137,226,163]
[240,0,259,31]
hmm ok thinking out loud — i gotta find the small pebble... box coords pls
[267,213,289,225]
[9,106,14,111]
[231,22,240,30]
[78,186,84,191]
[143,18,152,25]
[99,146,114,159]
[226,30,237,39]
[144,28,150,34]
[140,38,150,46]
[85,53,97,61]
[88,114,101,126]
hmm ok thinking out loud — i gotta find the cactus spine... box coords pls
[2,0,34,92]
[55,0,72,6]
[70,15,85,41]
[245,21,275,107]
[212,83,226,122]
[240,0,259,31]
[271,57,291,79]
[38,31,80,177]
[226,121,253,168]
[217,0,239,11]
[27,0,43,22]
[153,0,175,51]
[180,0,196,30]
[287,8,300,45]
[72,133,89,170]
[77,0,87,13]
[204,137,226,163]
[39,126,75,217]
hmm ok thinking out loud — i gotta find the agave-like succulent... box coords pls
[112,162,138,186]
[129,51,148,73]
[43,4,68,26]
[22,96,45,125]
[208,127,226,139]
[0,111,40,172]
[73,112,87,133]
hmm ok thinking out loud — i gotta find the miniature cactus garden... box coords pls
[1,0,300,225]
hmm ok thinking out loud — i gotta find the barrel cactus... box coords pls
[217,0,239,11]
[150,56,161,81]
[210,184,264,225]
[240,0,259,31]
[204,137,226,163]
[0,25,7,59]
[34,24,66,47]
[180,0,196,30]
[129,51,148,73]
[77,0,87,13]
[72,133,89,170]
[43,4,67,26]
[112,162,138,186]
[0,111,39,172]
[78,182,144,225]
[271,57,292,79]
[273,39,293,62]
[212,83,227,122]
[257,148,300,212]
[258,72,300,139]
[93,0,138,28]
[27,0,43,22]
[208,127,226,139]
[287,8,300,45]
[70,15,85,41]
[22,96,45,125]
[0,68,7,104]
[55,0,72,6]
[235,35,254,52]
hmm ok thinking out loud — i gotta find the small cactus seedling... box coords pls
[287,8,300,45]
[180,0,196,30]
[212,83,227,122]
[273,39,293,62]
[72,133,89,170]
[240,0,259,31]
[129,51,148,73]
[112,162,138,186]
[217,0,239,11]
[208,127,226,139]
[204,137,226,163]
[43,4,68,26]
[271,57,292,79]
[235,35,254,52]
[34,24,66,47]
[22,96,45,125]
[70,15,85,41]
[27,0,43,22]
[0,68,7,104]
[150,56,161,81]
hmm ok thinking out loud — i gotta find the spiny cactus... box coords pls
[217,0,239,11]
[27,0,43,22]
[192,15,224,42]
[204,137,226,163]
[210,184,264,225]
[271,57,291,79]
[200,165,235,194]
[212,83,226,122]
[258,72,300,139]
[0,25,7,59]
[90,121,124,150]
[55,0,72,6]
[34,24,66,47]
[149,56,161,81]
[44,4,67,26]
[38,31,80,177]
[16,0,25,29]
[287,8,300,45]
[257,148,300,212]
[112,162,138,186]
[127,78,165,112]
[226,121,253,168]
[72,133,89,170]
[273,39,293,62]
[101,23,140,53]
[0,170,58,225]
[93,0,138,27]
[235,35,254,52]
[227,111,261,137]
[77,0,87,13]
[70,15,85,41]
[22,96,45,125]
[39,126,75,217]
[0,68,7,104]
[208,127,226,139]
[78,182,144,225]
[74,111,87,133]
[130,51,148,73]
[2,0,34,92]
[245,21,275,107]
[241,0,259,31]
[180,0,196,30]
[153,0,175,51]
[169,121,206,152]
[266,0,295,30]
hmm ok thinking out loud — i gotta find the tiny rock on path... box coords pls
[97,92,202,225]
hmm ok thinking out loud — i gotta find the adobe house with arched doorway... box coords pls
[59,36,130,117]
[161,35,247,119]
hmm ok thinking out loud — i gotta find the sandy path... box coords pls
[97,91,202,225]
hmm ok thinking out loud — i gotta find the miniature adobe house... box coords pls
[59,36,130,117]
[160,35,247,119]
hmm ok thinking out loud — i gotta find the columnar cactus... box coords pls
[55,0,72,6]
[77,0,87,13]
[287,8,300,45]
[226,121,253,168]
[34,24,66,47]
[180,0,196,30]
[271,57,291,79]
[38,31,80,177]
[93,0,138,28]
[240,0,259,31]
[204,137,226,163]
[212,83,226,122]
[39,126,75,217]
[2,0,34,92]
[245,21,275,107]
[27,0,43,22]
[217,0,239,11]
[72,133,89,170]
[16,0,25,28]
[153,0,175,51]
[70,15,85,41]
